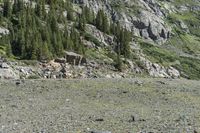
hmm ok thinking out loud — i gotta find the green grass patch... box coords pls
[83,33,102,47]
[140,42,178,66]
[140,41,200,79]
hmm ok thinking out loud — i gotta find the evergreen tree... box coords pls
[3,0,12,18]
[95,10,109,33]
[96,10,103,31]
[115,27,131,58]
[6,42,12,58]
[35,2,42,18]
[78,14,86,31]
[123,29,131,58]
[49,13,58,33]
[102,14,109,34]
[115,42,123,71]
[39,42,51,60]
[67,9,74,21]
[31,41,38,60]
[83,6,94,24]
[67,37,74,51]
[1,0,92,60]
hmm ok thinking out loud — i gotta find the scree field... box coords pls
[0,78,200,133]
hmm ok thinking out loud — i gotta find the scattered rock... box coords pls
[0,62,9,69]
[105,74,112,78]
[0,69,19,79]
[157,81,166,85]
[135,80,143,86]
[47,60,61,70]
[139,56,180,78]
[139,118,146,122]
[194,130,198,133]
[89,130,111,133]
[167,67,180,78]
[54,58,66,64]
[129,115,136,122]
[15,81,21,86]
[95,118,104,122]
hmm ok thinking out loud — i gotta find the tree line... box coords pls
[1,0,132,62]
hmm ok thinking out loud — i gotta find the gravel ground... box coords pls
[0,78,200,133]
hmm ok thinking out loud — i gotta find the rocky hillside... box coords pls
[0,0,200,79]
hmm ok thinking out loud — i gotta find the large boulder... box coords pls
[64,51,87,65]
[85,24,114,47]
[140,56,169,78]
[0,27,9,38]
[47,60,62,71]
[54,58,66,64]
[0,69,19,79]
[139,56,180,78]
[167,66,180,78]
[0,62,10,69]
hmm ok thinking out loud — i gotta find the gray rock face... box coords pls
[74,0,171,43]
[135,10,170,42]
[0,67,19,79]
[64,51,87,65]
[0,63,10,69]
[140,56,180,78]
[0,27,9,38]
[167,66,180,78]
[86,24,114,47]
[0,69,15,79]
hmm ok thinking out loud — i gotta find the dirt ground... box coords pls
[0,78,200,133]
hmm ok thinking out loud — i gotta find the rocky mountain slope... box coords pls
[0,0,200,79]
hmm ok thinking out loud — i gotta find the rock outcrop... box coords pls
[0,27,9,38]
[0,62,19,79]
[74,0,171,44]
[140,56,180,78]
[64,51,87,65]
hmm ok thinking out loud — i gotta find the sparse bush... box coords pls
[27,75,40,79]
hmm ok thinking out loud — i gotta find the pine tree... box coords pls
[67,37,74,51]
[31,41,38,60]
[96,10,103,31]
[83,6,94,24]
[96,10,110,33]
[15,28,25,57]
[56,32,64,56]
[39,42,51,60]
[3,0,12,18]
[67,9,74,21]
[49,13,58,33]
[6,42,12,58]
[102,13,109,34]
[115,43,123,71]
[123,29,131,58]
[78,14,86,31]
[35,2,43,18]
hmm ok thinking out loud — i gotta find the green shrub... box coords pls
[27,75,40,79]
[83,33,101,47]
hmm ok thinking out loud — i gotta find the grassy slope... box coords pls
[138,0,200,79]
